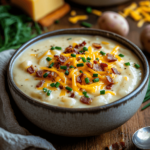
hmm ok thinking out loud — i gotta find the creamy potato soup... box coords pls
[13,35,143,108]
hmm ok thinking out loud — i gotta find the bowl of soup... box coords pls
[7,28,149,137]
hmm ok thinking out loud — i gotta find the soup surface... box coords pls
[13,35,143,108]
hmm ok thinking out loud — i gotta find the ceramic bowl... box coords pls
[69,0,130,6]
[7,28,149,137]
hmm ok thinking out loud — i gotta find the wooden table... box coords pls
[14,0,150,150]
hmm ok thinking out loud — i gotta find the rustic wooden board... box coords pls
[12,0,149,150]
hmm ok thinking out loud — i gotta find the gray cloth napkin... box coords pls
[0,49,56,150]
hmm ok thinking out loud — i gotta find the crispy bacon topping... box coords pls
[100,63,108,71]
[75,41,86,49]
[93,60,98,64]
[106,84,113,90]
[70,92,75,98]
[36,80,45,88]
[27,66,35,74]
[92,43,102,49]
[93,64,102,71]
[111,68,121,75]
[80,96,92,105]
[36,70,43,78]
[59,85,63,89]
[106,53,117,62]
[76,73,84,83]
[54,55,68,64]
[64,45,78,54]
[48,71,57,78]
[106,75,114,84]
[106,140,126,150]
[86,62,93,69]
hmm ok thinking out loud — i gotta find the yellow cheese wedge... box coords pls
[11,0,64,21]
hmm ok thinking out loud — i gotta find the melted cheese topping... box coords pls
[13,35,143,108]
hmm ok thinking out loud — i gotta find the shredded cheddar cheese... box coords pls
[119,1,150,27]
[69,15,88,24]
[92,9,102,16]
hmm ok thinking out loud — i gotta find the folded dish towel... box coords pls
[0,49,55,150]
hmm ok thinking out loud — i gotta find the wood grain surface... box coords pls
[13,0,150,150]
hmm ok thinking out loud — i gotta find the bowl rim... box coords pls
[8,28,149,113]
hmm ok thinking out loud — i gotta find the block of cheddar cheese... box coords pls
[11,0,65,21]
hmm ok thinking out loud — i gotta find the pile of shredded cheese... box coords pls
[119,1,150,27]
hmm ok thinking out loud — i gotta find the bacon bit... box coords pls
[36,80,45,88]
[93,64,102,71]
[70,92,75,98]
[77,57,81,61]
[66,63,70,69]
[76,73,84,83]
[75,41,86,49]
[55,55,68,64]
[48,71,57,78]
[106,84,113,90]
[100,63,108,71]
[106,140,126,150]
[92,43,102,49]
[86,62,93,69]
[111,68,121,75]
[64,45,78,54]
[36,70,43,78]
[59,85,63,89]
[27,66,35,74]
[93,60,98,64]
[80,96,92,105]
[55,63,61,69]
[106,53,117,62]
[106,75,114,84]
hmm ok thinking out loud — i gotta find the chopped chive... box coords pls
[96,58,99,61]
[85,95,89,98]
[80,70,83,73]
[51,46,55,50]
[82,57,86,62]
[43,72,49,78]
[124,62,130,66]
[93,78,99,82]
[83,91,87,95]
[69,65,74,68]
[83,47,88,51]
[60,66,67,70]
[85,77,90,84]
[67,38,72,40]
[87,57,91,60]
[71,53,76,57]
[49,62,54,68]
[65,70,69,75]
[77,63,84,67]
[118,54,124,57]
[135,63,140,69]
[46,57,52,61]
[55,82,60,88]
[55,20,59,24]
[100,51,106,56]
[86,7,92,13]
[141,103,150,110]
[87,60,90,62]
[65,86,72,92]
[81,21,92,28]
[93,73,98,77]
[50,83,55,87]
[79,50,84,53]
[100,90,105,95]
[43,88,47,93]
[47,90,52,96]
[55,46,62,50]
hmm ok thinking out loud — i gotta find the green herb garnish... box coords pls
[65,86,72,92]
[100,51,106,56]
[135,64,140,69]
[87,57,91,60]
[60,66,67,70]
[100,90,105,95]
[85,77,90,84]
[43,73,49,78]
[124,62,130,66]
[46,57,52,61]
[80,70,83,73]
[69,65,74,68]
[51,46,55,50]
[55,82,60,88]
[49,62,54,68]
[86,7,92,13]
[47,90,52,96]
[82,57,86,62]
[0,5,42,52]
[65,70,69,75]
[83,47,88,51]
[71,54,76,57]
[81,21,92,28]
[43,88,47,93]
[50,83,55,87]
[55,46,62,50]
[93,74,98,77]
[118,54,124,57]
[77,63,84,67]
[93,78,99,82]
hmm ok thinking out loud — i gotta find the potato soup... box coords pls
[13,35,143,108]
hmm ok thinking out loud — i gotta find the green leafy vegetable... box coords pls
[0,5,42,52]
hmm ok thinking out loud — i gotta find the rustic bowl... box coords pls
[7,28,149,137]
